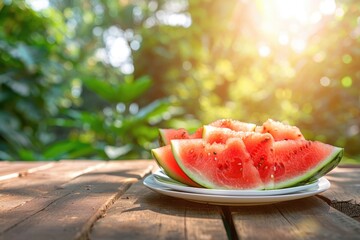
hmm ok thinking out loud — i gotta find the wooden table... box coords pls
[0,160,359,240]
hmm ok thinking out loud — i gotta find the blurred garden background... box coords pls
[0,0,359,162]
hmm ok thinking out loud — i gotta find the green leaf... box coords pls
[117,76,152,103]
[10,43,36,72]
[6,80,31,97]
[15,99,41,121]
[0,150,13,160]
[47,118,81,128]
[43,140,95,160]
[82,76,152,103]
[17,148,37,161]
[82,78,115,102]
[0,112,30,147]
[135,99,171,120]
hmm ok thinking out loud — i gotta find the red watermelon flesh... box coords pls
[159,127,203,146]
[171,138,264,190]
[256,119,305,141]
[203,126,252,144]
[242,133,275,189]
[159,119,255,146]
[203,126,274,188]
[172,137,342,190]
[155,119,343,190]
[151,145,200,187]
[210,119,256,132]
[273,140,343,188]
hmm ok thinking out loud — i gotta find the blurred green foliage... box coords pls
[0,0,359,161]
[0,1,174,160]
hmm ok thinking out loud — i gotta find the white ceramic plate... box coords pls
[143,175,330,206]
[153,169,321,196]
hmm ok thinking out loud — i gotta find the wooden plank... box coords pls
[0,161,9,167]
[231,197,360,240]
[276,197,360,239]
[90,180,228,240]
[230,204,302,239]
[321,167,360,203]
[0,160,154,240]
[319,167,360,221]
[0,162,54,181]
[0,160,105,213]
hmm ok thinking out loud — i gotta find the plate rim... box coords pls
[153,169,322,196]
[143,174,331,206]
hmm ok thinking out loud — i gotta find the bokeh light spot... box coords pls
[258,45,271,57]
[342,54,352,64]
[341,76,352,88]
[320,0,336,15]
[320,77,331,87]
[313,52,326,63]
[278,33,289,45]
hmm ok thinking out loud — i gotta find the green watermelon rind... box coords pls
[151,147,201,187]
[158,129,168,146]
[151,148,168,175]
[274,147,344,189]
[151,148,185,184]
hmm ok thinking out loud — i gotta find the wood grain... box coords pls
[0,160,105,213]
[276,197,360,239]
[0,160,153,240]
[319,166,360,221]
[1,161,359,240]
[90,180,228,240]
[231,197,360,240]
[230,203,303,239]
[231,166,360,239]
[0,161,54,181]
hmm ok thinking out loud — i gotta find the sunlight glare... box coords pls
[255,0,331,54]
[26,0,49,11]
[320,0,336,15]
[278,33,289,45]
[273,0,309,23]
[258,45,271,57]
[291,39,306,53]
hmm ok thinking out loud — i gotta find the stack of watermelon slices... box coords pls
[151,119,343,190]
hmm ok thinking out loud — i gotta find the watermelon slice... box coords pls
[171,136,343,190]
[242,133,275,189]
[203,125,275,188]
[153,119,343,190]
[151,145,200,187]
[155,123,254,186]
[210,119,256,132]
[158,119,256,146]
[158,127,203,146]
[256,119,304,141]
[273,140,343,188]
[202,125,251,144]
[171,138,264,189]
